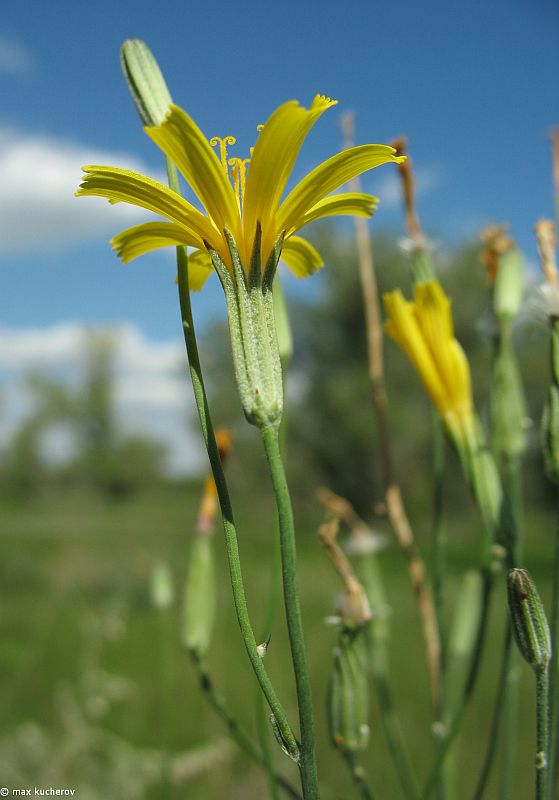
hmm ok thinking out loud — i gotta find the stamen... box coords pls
[209,135,237,170]
[228,157,251,209]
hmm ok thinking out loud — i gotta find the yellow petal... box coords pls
[112,225,214,290]
[281,236,324,278]
[277,145,405,235]
[145,104,240,239]
[383,289,448,414]
[413,282,471,414]
[77,165,215,248]
[243,95,337,264]
[182,249,215,291]
[111,221,203,263]
[293,192,378,233]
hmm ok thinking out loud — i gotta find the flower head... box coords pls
[76,96,404,289]
[383,279,474,440]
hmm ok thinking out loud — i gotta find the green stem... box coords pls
[535,668,550,800]
[342,751,376,800]
[176,257,297,761]
[422,571,494,800]
[432,414,447,670]
[260,424,319,800]
[500,456,523,798]
[500,652,520,800]
[171,184,297,768]
[257,690,281,800]
[549,489,559,797]
[432,414,448,800]
[370,657,421,799]
[472,454,523,800]
[471,625,513,800]
[358,558,420,800]
[190,651,301,800]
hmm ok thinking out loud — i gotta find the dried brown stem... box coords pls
[480,224,515,285]
[535,219,558,284]
[551,129,559,208]
[390,136,423,246]
[340,112,441,708]
[318,510,372,627]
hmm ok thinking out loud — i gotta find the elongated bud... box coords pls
[327,631,370,753]
[444,571,482,714]
[492,249,523,321]
[150,561,174,610]
[542,322,559,484]
[469,439,504,538]
[507,569,551,673]
[449,571,482,660]
[543,386,559,484]
[183,536,216,655]
[491,339,527,460]
[120,39,172,126]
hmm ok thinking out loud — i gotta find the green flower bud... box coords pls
[327,631,370,753]
[507,569,551,673]
[445,571,482,714]
[469,442,503,537]
[150,561,174,610]
[120,39,172,127]
[542,385,559,484]
[493,249,523,321]
[449,571,482,660]
[491,341,527,460]
[183,535,216,656]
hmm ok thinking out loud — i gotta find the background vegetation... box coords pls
[0,229,554,798]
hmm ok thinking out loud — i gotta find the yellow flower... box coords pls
[383,280,474,438]
[76,95,404,289]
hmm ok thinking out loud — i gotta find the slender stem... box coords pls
[432,414,448,800]
[472,453,523,800]
[189,651,301,800]
[340,113,441,708]
[550,488,559,796]
[471,625,513,800]
[260,424,319,800]
[342,751,376,800]
[257,298,291,800]
[176,256,298,761]
[257,690,281,800]
[319,490,420,799]
[358,568,420,800]
[500,650,520,800]
[432,414,447,672]
[422,572,494,800]
[535,668,550,800]
[500,456,523,798]
[371,665,421,800]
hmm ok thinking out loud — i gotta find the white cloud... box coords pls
[0,126,160,254]
[0,36,35,75]
[0,322,204,475]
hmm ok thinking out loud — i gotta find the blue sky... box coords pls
[0,0,557,471]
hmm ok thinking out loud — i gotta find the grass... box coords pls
[0,479,554,799]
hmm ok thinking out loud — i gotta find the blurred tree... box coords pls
[1,332,167,498]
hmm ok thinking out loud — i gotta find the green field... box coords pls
[0,474,554,799]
